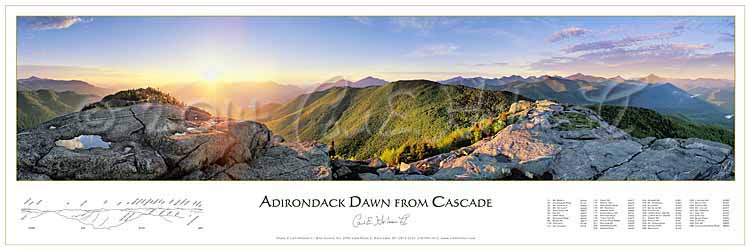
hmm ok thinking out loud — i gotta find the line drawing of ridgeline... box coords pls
[20,197,204,230]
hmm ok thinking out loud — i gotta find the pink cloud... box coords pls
[20,16,89,30]
[562,31,680,53]
[547,27,590,42]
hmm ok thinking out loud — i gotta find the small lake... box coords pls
[55,135,112,150]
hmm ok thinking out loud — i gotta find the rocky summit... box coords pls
[17,103,331,180]
[17,100,734,181]
[400,100,734,180]
[333,100,734,181]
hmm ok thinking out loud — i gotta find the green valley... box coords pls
[262,80,526,159]
[591,105,734,147]
[17,89,99,130]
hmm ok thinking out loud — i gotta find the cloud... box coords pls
[670,20,689,32]
[569,43,712,64]
[471,62,509,67]
[547,27,590,42]
[595,18,691,39]
[406,44,459,57]
[19,16,90,30]
[350,17,373,26]
[391,17,439,35]
[562,31,680,53]
[528,42,733,79]
[389,17,464,35]
[600,26,627,36]
[528,56,579,69]
[669,43,713,50]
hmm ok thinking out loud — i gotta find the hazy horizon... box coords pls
[14,71,736,90]
[17,16,735,89]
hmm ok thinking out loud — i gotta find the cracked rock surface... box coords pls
[187,142,332,180]
[17,100,734,181]
[17,103,329,180]
[406,100,734,180]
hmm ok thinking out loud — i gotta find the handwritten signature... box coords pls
[351,213,410,228]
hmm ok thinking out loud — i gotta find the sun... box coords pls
[201,68,220,82]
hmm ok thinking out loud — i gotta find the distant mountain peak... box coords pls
[352,76,388,88]
[565,73,609,82]
[638,73,670,84]
[609,75,626,83]
[644,73,663,80]
[539,75,560,81]
[629,74,734,90]
[17,76,111,95]
[358,76,380,81]
[18,76,47,82]
[314,76,387,91]
[439,75,522,89]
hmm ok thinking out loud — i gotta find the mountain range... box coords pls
[635,73,734,89]
[17,89,99,130]
[312,76,389,91]
[565,73,630,83]
[261,80,524,159]
[442,74,734,127]
[687,86,734,112]
[155,76,389,120]
[17,76,112,95]
[15,72,735,132]
[258,79,733,160]
[439,75,525,89]
[632,74,735,112]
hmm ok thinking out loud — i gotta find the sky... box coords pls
[17,16,735,88]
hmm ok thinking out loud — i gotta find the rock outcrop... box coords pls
[219,142,332,180]
[17,100,734,181]
[322,100,732,181]
[17,103,330,180]
[407,100,734,180]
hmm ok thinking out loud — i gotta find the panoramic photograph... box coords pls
[16,16,735,181]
